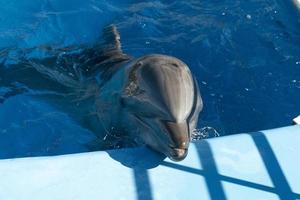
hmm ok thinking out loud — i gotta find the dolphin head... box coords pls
[122,54,203,161]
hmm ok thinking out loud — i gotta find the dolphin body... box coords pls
[0,25,203,161]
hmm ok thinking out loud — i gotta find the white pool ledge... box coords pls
[0,125,299,200]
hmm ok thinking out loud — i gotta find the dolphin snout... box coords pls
[169,148,188,161]
[160,120,190,161]
[160,120,190,148]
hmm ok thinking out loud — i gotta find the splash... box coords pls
[191,126,220,141]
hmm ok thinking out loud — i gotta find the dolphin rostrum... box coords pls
[0,25,203,161]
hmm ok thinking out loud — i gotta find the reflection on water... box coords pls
[0,0,299,157]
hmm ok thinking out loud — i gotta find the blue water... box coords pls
[0,0,299,158]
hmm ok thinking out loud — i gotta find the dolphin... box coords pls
[0,25,203,161]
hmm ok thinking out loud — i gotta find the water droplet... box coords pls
[191,127,220,140]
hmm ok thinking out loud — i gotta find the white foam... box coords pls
[293,115,300,124]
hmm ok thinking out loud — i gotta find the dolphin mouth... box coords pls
[168,147,188,161]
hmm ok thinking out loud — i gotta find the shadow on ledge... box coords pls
[107,147,166,200]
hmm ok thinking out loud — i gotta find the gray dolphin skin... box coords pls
[0,25,203,161]
[121,54,203,161]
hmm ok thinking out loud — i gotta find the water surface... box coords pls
[0,0,299,158]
